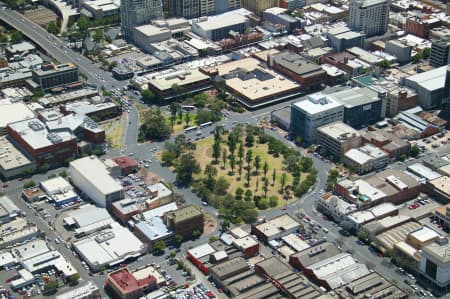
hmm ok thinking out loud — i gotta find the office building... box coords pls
[343,144,389,174]
[430,37,450,67]
[419,237,450,291]
[105,267,158,299]
[241,0,278,15]
[192,14,249,41]
[327,26,365,52]
[330,87,386,129]
[69,156,123,208]
[385,39,413,64]
[316,121,361,160]
[348,0,389,37]
[290,93,344,144]
[167,0,200,19]
[200,0,215,15]
[404,65,448,109]
[120,0,163,40]
[361,128,410,160]
[269,52,326,91]
[0,136,35,180]
[7,118,77,166]
[0,102,35,135]
[263,7,300,33]
[251,214,300,243]
[279,0,304,10]
[163,205,203,238]
[32,63,79,90]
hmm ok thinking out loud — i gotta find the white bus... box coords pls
[182,105,195,111]
[184,126,198,133]
[199,121,212,128]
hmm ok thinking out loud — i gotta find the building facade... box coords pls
[120,0,163,40]
[430,37,450,67]
[32,63,79,90]
[163,205,203,237]
[241,0,278,15]
[316,121,362,160]
[348,0,389,37]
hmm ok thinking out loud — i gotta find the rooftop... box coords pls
[149,69,209,92]
[409,226,440,243]
[254,214,299,238]
[0,136,33,172]
[428,176,450,197]
[422,237,450,263]
[271,52,325,77]
[293,93,343,115]
[134,217,173,241]
[69,156,123,196]
[193,14,248,31]
[0,103,35,129]
[109,268,156,293]
[407,163,442,181]
[290,242,340,268]
[164,205,202,223]
[317,121,360,141]
[330,87,380,108]
[8,118,75,150]
[405,65,447,91]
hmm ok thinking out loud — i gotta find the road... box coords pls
[0,8,122,90]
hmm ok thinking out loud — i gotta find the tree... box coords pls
[153,240,166,254]
[235,187,244,200]
[269,196,278,208]
[0,33,8,43]
[272,168,276,186]
[212,141,221,164]
[410,145,420,157]
[169,102,178,128]
[175,153,200,185]
[263,178,269,198]
[280,173,287,193]
[214,177,230,195]
[23,180,36,188]
[47,21,59,35]
[172,83,184,100]
[204,164,217,189]
[238,142,244,163]
[174,234,183,247]
[253,155,261,175]
[10,30,23,43]
[263,161,269,179]
[238,160,243,178]
[412,52,423,63]
[66,273,80,283]
[377,59,391,69]
[244,189,252,201]
[77,16,89,32]
[185,112,191,126]
[178,105,183,123]
[230,154,236,174]
[294,136,302,145]
[357,230,369,243]
[93,29,104,42]
[141,89,156,104]
[326,169,339,191]
[246,149,253,167]
[422,47,431,59]
[245,133,254,147]
[221,219,230,231]
[222,149,227,169]
[192,229,202,239]
[139,108,171,141]
[44,280,58,293]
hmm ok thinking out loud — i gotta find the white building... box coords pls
[343,144,388,174]
[40,177,79,207]
[69,156,123,208]
[419,237,450,290]
[56,282,101,299]
[192,14,249,41]
[348,0,389,37]
[290,93,344,144]
[73,224,147,271]
[63,204,114,237]
[317,194,357,222]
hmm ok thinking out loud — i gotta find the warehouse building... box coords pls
[69,156,123,208]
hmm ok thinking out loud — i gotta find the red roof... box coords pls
[109,269,156,293]
[112,156,139,169]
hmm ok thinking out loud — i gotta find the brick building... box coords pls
[163,205,203,238]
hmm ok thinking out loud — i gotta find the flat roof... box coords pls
[0,136,33,171]
[330,87,380,108]
[134,217,173,241]
[375,221,421,251]
[409,226,440,243]
[317,121,360,141]
[428,176,450,197]
[281,234,310,252]
[194,14,248,31]
[68,204,112,227]
[8,118,75,150]
[149,69,209,91]
[40,177,72,194]
[74,225,146,267]
[70,156,123,196]
[188,243,216,259]
[134,24,170,37]
[405,65,447,91]
[12,239,50,260]
[293,93,343,115]
[271,52,325,77]
[290,242,340,268]
[56,282,99,299]
[254,214,299,238]
[165,205,202,223]
[0,103,35,129]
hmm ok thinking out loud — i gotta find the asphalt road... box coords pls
[0,8,123,90]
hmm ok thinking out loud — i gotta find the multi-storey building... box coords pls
[430,37,450,67]
[32,63,79,90]
[167,0,200,18]
[316,121,362,160]
[290,93,344,144]
[120,0,163,40]
[241,0,278,15]
[348,0,389,37]
[163,205,203,237]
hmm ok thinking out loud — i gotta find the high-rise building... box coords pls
[241,0,278,15]
[348,0,389,37]
[167,0,200,18]
[120,0,163,40]
[200,0,216,15]
[430,37,450,67]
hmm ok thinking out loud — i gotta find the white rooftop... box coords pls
[409,226,440,243]
[0,103,35,129]
[294,93,343,115]
[40,177,73,195]
[70,156,122,196]
[188,243,216,259]
[68,204,112,227]
[406,65,447,91]
[193,14,248,31]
